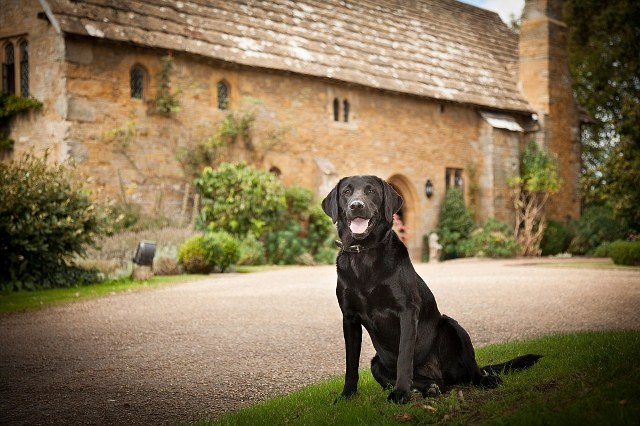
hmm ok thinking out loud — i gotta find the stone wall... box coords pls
[17,35,527,257]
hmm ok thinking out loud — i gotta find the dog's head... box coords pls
[321,175,403,240]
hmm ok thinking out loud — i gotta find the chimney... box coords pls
[519,0,582,221]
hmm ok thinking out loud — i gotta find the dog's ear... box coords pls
[382,180,403,223]
[321,179,343,223]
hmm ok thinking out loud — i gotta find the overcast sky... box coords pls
[459,0,525,24]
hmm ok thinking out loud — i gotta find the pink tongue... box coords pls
[350,218,370,234]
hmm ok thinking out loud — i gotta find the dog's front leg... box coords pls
[339,313,362,400]
[388,310,417,404]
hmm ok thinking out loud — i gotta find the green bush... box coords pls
[266,221,309,265]
[592,242,611,257]
[177,232,240,273]
[459,218,518,258]
[0,152,103,291]
[177,235,210,274]
[196,162,286,237]
[237,233,266,266]
[436,188,475,260]
[202,231,240,272]
[541,220,575,255]
[307,205,336,263]
[568,206,628,255]
[285,185,315,220]
[607,240,640,266]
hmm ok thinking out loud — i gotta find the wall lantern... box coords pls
[133,240,156,266]
[425,179,434,198]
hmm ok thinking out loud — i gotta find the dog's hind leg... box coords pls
[414,356,444,397]
[370,354,395,390]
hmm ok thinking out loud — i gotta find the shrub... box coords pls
[153,256,182,275]
[607,240,640,266]
[307,205,336,263]
[568,206,628,255]
[178,235,209,274]
[592,242,611,258]
[266,221,309,265]
[459,218,519,258]
[436,188,474,260]
[202,231,240,272]
[541,220,575,255]
[196,162,286,237]
[237,234,266,266]
[285,185,315,220]
[0,152,103,291]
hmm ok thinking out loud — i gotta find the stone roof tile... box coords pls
[45,0,532,112]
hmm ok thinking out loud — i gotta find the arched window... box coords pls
[130,65,146,99]
[19,40,28,97]
[343,99,350,122]
[2,42,15,95]
[217,80,229,110]
[333,97,340,121]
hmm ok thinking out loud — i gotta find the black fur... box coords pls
[322,175,541,404]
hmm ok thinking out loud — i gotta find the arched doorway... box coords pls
[387,174,419,257]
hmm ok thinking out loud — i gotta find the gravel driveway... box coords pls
[1,258,639,425]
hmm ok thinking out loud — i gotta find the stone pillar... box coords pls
[519,0,581,221]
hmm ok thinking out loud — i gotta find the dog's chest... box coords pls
[341,283,401,327]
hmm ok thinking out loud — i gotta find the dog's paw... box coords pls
[387,388,411,404]
[479,374,502,389]
[334,388,357,404]
[425,383,441,397]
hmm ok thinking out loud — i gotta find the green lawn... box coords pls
[0,274,207,314]
[201,331,640,425]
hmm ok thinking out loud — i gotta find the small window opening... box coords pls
[19,41,28,97]
[269,166,282,177]
[2,43,15,95]
[343,99,350,122]
[333,97,340,121]
[217,80,229,110]
[445,168,464,192]
[130,65,145,99]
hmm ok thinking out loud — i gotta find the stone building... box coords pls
[0,0,582,258]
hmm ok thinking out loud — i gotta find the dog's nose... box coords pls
[349,200,365,210]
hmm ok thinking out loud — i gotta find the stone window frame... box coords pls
[217,79,230,110]
[129,63,149,100]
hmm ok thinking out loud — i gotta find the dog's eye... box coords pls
[366,188,375,194]
[342,188,352,196]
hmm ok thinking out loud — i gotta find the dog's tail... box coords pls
[480,354,543,375]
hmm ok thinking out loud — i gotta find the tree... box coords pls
[510,141,561,256]
[565,0,640,229]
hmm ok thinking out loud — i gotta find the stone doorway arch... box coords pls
[387,174,419,257]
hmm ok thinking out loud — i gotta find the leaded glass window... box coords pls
[130,65,144,99]
[19,40,28,97]
[217,80,229,110]
[2,43,15,95]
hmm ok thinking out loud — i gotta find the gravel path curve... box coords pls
[1,258,639,425]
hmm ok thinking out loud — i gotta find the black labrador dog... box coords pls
[322,175,540,403]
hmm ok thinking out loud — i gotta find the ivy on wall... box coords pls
[0,94,43,153]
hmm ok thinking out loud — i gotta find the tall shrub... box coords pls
[0,152,102,290]
[509,141,561,256]
[568,205,628,255]
[436,188,474,260]
[196,162,286,237]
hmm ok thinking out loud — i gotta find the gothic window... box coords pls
[333,97,340,121]
[217,80,229,110]
[343,99,350,122]
[130,65,146,99]
[19,40,28,97]
[2,42,15,95]
[445,168,464,192]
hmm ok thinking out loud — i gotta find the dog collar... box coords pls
[334,240,374,253]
